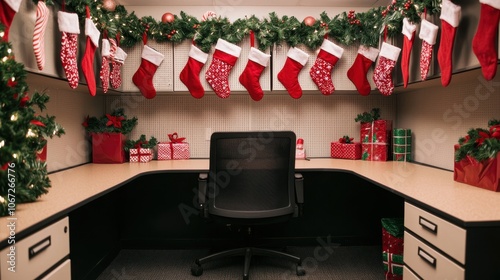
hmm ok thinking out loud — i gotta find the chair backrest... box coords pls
[207,131,297,220]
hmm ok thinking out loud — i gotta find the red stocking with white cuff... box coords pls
[205,39,242,98]
[473,0,500,81]
[309,39,344,95]
[373,42,401,96]
[278,47,310,99]
[110,46,127,89]
[180,44,209,99]
[438,0,461,87]
[0,0,22,42]
[419,19,439,81]
[347,45,379,96]
[99,39,111,93]
[58,11,80,89]
[401,18,417,88]
[132,44,164,99]
[239,47,271,101]
[81,7,101,96]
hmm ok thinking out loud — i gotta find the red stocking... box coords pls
[58,11,80,89]
[347,45,379,96]
[277,47,310,99]
[205,39,242,98]
[373,42,401,96]
[419,19,439,81]
[0,0,22,42]
[132,44,164,99]
[239,47,271,101]
[473,0,500,81]
[401,18,417,88]
[180,44,209,99]
[438,0,461,87]
[81,6,101,96]
[309,39,344,95]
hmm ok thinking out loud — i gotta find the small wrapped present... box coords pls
[129,148,153,163]
[393,128,412,162]
[125,134,158,163]
[382,218,404,280]
[91,132,126,163]
[158,133,190,160]
[331,136,361,160]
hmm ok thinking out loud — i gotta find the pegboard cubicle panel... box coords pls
[119,41,174,92]
[173,38,271,93]
[272,43,375,92]
[105,93,396,158]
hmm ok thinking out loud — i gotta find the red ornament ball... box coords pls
[304,16,316,26]
[162,12,175,23]
[102,0,116,12]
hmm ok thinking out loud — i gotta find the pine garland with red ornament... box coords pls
[0,24,65,217]
[52,0,441,52]
[82,108,138,134]
[455,120,500,162]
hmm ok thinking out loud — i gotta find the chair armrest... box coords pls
[294,173,304,204]
[198,173,208,206]
[294,173,304,217]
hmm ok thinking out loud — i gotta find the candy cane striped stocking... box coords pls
[33,0,49,71]
[58,11,80,89]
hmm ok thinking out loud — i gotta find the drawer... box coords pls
[404,231,465,280]
[403,265,421,280]
[41,259,71,280]
[0,217,70,280]
[404,202,466,264]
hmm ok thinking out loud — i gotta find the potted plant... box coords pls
[454,119,500,191]
[82,108,137,163]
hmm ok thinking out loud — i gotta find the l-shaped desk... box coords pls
[2,159,500,279]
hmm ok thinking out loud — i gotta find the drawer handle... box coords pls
[419,216,438,234]
[418,247,436,267]
[29,236,51,259]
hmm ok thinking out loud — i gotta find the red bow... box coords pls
[82,115,90,127]
[490,125,500,139]
[168,132,186,143]
[339,136,353,144]
[106,114,124,128]
[476,131,490,145]
[134,141,148,149]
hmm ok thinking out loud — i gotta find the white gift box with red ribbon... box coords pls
[157,132,190,160]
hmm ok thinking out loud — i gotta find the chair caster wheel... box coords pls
[296,265,306,276]
[191,263,203,276]
[243,274,249,280]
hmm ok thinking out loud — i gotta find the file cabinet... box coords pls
[0,217,70,280]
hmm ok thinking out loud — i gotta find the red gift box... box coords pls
[91,132,126,163]
[454,145,500,192]
[360,120,392,161]
[157,133,190,160]
[129,148,153,163]
[362,143,389,161]
[331,142,361,159]
[381,218,404,280]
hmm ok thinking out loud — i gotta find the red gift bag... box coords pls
[91,133,126,163]
[454,153,500,192]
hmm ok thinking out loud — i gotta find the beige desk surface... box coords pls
[2,158,500,243]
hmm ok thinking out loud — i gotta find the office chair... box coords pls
[191,131,305,280]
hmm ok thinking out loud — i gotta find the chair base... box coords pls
[191,247,305,279]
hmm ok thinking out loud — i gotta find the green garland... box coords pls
[455,120,500,162]
[355,108,381,123]
[82,108,138,134]
[124,135,158,151]
[1,24,65,216]
[49,0,442,51]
